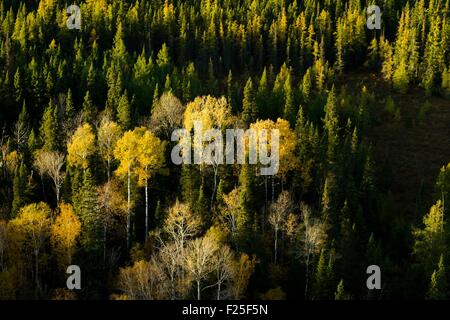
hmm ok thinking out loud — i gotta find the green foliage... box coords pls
[242,78,258,126]
[427,255,448,300]
[40,101,58,151]
[117,92,132,130]
[12,162,31,218]
[1,0,450,301]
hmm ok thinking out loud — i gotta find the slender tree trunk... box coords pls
[106,159,111,182]
[263,177,268,232]
[272,176,275,203]
[127,167,131,249]
[274,229,278,264]
[209,166,218,214]
[40,173,46,201]
[217,281,221,300]
[145,178,149,242]
[197,280,201,300]
[56,185,60,204]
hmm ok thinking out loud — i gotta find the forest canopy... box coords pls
[0,0,450,300]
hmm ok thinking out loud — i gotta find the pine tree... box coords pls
[301,68,313,102]
[393,61,409,93]
[313,249,334,300]
[40,100,58,151]
[441,66,450,98]
[14,68,23,104]
[28,128,39,154]
[283,72,296,126]
[323,86,339,164]
[427,255,448,300]
[226,70,235,113]
[242,78,258,126]
[65,89,75,123]
[151,84,160,115]
[82,91,96,124]
[335,18,345,74]
[257,68,269,119]
[74,168,99,250]
[335,279,351,300]
[117,91,131,130]
[11,162,30,217]
[365,37,379,70]
[380,38,394,82]
[112,22,128,68]
[413,200,446,274]
[157,43,170,81]
[105,63,123,117]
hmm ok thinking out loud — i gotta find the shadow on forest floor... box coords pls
[345,73,450,220]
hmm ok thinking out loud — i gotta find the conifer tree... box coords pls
[82,91,96,124]
[12,162,30,217]
[117,92,132,130]
[313,249,334,300]
[242,78,257,126]
[427,255,448,300]
[65,89,75,124]
[40,101,58,151]
[441,66,450,98]
[75,168,100,250]
[283,72,296,126]
[257,68,269,119]
[335,279,351,300]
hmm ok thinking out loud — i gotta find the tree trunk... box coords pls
[127,167,131,249]
[145,178,149,242]
[263,177,268,232]
[209,166,218,214]
[274,229,278,264]
[197,280,201,300]
[107,158,111,181]
[272,176,275,203]
[217,281,221,300]
[40,173,46,201]
[56,185,60,204]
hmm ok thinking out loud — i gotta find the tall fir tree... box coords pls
[242,78,258,126]
[40,100,59,151]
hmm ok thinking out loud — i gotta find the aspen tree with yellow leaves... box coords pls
[136,130,166,241]
[114,128,145,248]
[67,124,96,173]
[9,203,52,295]
[51,203,81,270]
[98,117,122,181]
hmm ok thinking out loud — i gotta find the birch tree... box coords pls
[98,117,121,181]
[114,128,144,248]
[137,130,166,241]
[34,149,66,203]
[268,190,294,264]
[298,203,327,300]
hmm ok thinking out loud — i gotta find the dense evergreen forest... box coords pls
[1,0,450,300]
